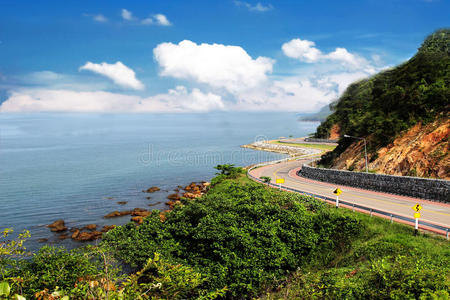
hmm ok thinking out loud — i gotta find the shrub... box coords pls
[103,178,362,297]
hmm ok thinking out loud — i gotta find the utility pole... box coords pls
[344,135,368,173]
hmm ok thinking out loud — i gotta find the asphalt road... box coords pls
[249,159,450,235]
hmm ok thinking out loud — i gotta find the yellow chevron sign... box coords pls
[333,188,342,195]
[412,204,422,212]
[276,178,285,184]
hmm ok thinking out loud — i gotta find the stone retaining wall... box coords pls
[304,138,338,143]
[299,165,450,202]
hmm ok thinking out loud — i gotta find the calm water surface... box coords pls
[0,112,318,250]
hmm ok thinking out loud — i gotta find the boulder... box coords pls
[131,216,144,225]
[167,193,181,200]
[159,212,167,222]
[83,224,97,231]
[183,192,201,199]
[38,238,48,243]
[144,186,160,193]
[131,208,151,217]
[74,231,102,242]
[48,220,67,232]
[71,229,80,239]
[101,225,116,233]
[104,210,131,218]
[117,201,128,205]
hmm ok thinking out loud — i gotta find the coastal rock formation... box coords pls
[167,193,181,200]
[117,201,127,205]
[332,118,449,179]
[101,225,116,232]
[48,220,67,232]
[131,216,144,225]
[83,224,97,231]
[104,211,131,218]
[144,186,160,193]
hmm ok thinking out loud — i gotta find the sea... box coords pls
[0,112,319,250]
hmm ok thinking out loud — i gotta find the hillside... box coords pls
[298,102,334,122]
[315,29,450,178]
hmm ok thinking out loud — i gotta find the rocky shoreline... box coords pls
[45,181,210,243]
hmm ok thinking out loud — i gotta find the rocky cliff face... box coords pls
[330,117,449,179]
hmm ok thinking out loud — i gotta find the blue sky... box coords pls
[0,0,448,113]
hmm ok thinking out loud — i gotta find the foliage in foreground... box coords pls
[1,166,449,299]
[103,171,362,297]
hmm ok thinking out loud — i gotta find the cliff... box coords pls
[314,29,450,179]
[331,116,449,179]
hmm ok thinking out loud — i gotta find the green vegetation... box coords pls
[271,141,336,151]
[260,176,272,184]
[315,29,450,166]
[1,166,449,299]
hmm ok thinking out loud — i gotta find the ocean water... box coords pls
[0,112,319,250]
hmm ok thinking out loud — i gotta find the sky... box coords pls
[0,0,448,113]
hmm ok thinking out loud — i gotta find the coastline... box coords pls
[241,138,325,157]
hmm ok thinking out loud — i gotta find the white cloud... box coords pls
[121,9,133,21]
[154,40,274,93]
[235,1,273,12]
[0,87,224,113]
[141,14,172,26]
[83,13,108,22]
[79,61,144,90]
[282,38,374,71]
[154,14,171,26]
[281,39,322,62]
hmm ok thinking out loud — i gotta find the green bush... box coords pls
[103,177,362,297]
[12,246,100,297]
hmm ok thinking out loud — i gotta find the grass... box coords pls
[270,140,337,151]
[241,173,449,299]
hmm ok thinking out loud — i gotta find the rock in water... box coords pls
[144,186,160,193]
[48,219,67,232]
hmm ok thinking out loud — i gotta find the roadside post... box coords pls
[276,178,285,191]
[412,204,422,235]
[333,188,342,208]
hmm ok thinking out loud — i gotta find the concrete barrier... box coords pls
[304,138,338,143]
[299,165,450,203]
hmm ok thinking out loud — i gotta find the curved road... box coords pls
[249,159,450,235]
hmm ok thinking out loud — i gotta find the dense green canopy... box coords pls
[315,29,449,162]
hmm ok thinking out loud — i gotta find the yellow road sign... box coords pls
[412,204,422,212]
[276,178,285,184]
[414,212,421,219]
[333,188,342,195]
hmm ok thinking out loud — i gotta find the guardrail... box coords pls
[247,162,450,239]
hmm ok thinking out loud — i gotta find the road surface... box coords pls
[249,159,450,235]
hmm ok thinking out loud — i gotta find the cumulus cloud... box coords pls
[141,14,172,26]
[235,1,273,12]
[281,39,322,63]
[282,38,373,71]
[0,87,224,113]
[79,61,144,90]
[121,9,133,21]
[154,40,274,93]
